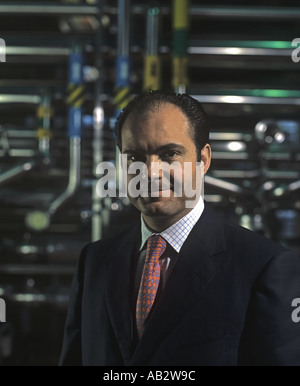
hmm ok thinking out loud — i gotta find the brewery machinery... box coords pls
[0,0,299,365]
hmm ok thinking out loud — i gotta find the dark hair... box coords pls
[114,90,209,160]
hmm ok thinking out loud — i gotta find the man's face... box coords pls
[121,103,208,228]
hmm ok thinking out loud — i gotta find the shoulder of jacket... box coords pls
[222,219,289,276]
[82,223,139,257]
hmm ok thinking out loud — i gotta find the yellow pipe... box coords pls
[173,0,189,29]
[144,55,161,91]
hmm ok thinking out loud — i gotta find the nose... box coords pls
[146,156,162,180]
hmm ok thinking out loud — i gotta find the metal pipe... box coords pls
[273,180,300,198]
[0,149,35,157]
[0,93,43,186]
[92,134,104,242]
[285,180,300,193]
[114,0,131,108]
[90,0,105,242]
[118,0,131,58]
[113,0,132,226]
[103,5,300,20]
[0,4,98,16]
[188,46,293,57]
[92,95,105,242]
[0,160,37,187]
[191,94,300,106]
[48,43,83,215]
[212,170,260,179]
[6,46,70,57]
[144,7,160,91]
[24,137,81,232]
[47,136,81,216]
[0,95,40,104]
[0,126,9,155]
[188,6,300,20]
[37,92,51,158]
[205,175,251,196]
[3,42,294,59]
[172,0,189,93]
[146,8,159,56]
[115,1,131,133]
[25,45,84,231]
[7,3,298,20]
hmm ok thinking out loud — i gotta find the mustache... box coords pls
[137,177,179,194]
[149,179,174,191]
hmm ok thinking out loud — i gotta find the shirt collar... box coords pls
[140,196,205,253]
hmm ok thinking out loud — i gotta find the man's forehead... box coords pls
[121,104,193,151]
[126,102,184,122]
[124,105,188,131]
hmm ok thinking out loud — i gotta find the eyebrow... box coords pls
[123,143,186,154]
[157,143,186,153]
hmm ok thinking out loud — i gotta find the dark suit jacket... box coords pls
[59,205,300,366]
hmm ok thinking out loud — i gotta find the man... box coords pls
[59,91,300,366]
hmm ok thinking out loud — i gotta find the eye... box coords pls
[127,153,145,163]
[160,150,179,161]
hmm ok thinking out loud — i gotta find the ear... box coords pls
[201,144,212,175]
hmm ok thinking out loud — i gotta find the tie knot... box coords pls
[146,235,167,260]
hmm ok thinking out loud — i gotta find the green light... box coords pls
[191,40,292,49]
[148,7,160,16]
[258,41,291,49]
[25,210,50,231]
[197,89,300,98]
[252,89,300,98]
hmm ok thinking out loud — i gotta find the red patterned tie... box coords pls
[136,235,167,339]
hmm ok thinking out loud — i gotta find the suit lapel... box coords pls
[130,205,227,365]
[105,224,140,364]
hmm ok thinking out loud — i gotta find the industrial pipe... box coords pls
[191,94,300,106]
[101,5,300,20]
[0,4,98,16]
[187,6,300,20]
[91,1,105,242]
[47,137,81,216]
[25,44,84,231]
[0,95,42,187]
[3,3,299,20]
[113,0,131,205]
[92,98,105,242]
[6,46,70,57]
[37,91,52,159]
[0,126,9,155]
[113,0,131,113]
[143,7,160,91]
[205,175,251,196]
[272,180,300,198]
[0,95,40,105]
[285,180,300,193]
[47,43,83,215]
[0,160,37,187]
[172,0,189,93]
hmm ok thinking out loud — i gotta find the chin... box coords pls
[137,197,180,218]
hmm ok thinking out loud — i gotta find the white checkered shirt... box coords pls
[140,196,205,253]
[135,197,205,293]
